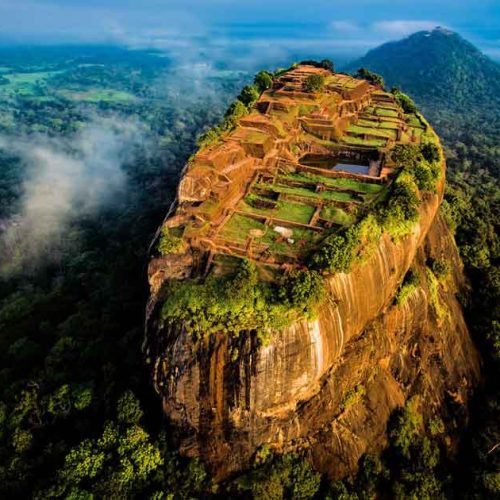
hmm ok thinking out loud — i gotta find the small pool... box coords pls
[333,163,370,175]
[299,154,371,175]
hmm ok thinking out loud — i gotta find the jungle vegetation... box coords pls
[0,34,497,497]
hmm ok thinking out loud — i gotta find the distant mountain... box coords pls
[344,27,500,112]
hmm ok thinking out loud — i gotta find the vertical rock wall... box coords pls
[145,178,480,480]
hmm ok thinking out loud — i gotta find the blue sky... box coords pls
[1,0,499,63]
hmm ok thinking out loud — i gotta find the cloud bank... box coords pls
[372,20,446,37]
[0,0,497,64]
[0,115,147,275]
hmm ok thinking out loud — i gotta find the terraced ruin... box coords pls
[155,64,428,276]
[144,63,471,481]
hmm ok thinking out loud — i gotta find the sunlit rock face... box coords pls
[144,65,480,479]
[145,167,480,479]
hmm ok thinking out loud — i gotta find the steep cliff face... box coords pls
[144,65,480,480]
[145,177,480,480]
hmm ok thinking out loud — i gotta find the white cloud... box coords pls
[483,47,500,60]
[372,20,445,36]
[330,21,361,33]
[0,114,148,274]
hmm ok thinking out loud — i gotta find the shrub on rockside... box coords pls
[160,261,326,343]
[355,68,385,87]
[395,269,420,305]
[304,74,325,93]
[158,226,184,255]
[392,89,417,113]
[254,71,273,92]
[312,215,381,273]
[278,269,325,317]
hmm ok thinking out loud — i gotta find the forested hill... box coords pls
[348,27,500,498]
[345,27,500,113]
[346,28,500,181]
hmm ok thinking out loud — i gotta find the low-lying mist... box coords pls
[0,48,254,278]
[0,114,148,276]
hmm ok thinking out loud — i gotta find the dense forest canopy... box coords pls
[348,28,500,498]
[0,45,249,496]
[0,31,498,497]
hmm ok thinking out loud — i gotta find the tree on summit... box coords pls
[238,85,260,106]
[304,74,325,92]
[320,59,334,72]
[356,67,385,87]
[254,71,273,92]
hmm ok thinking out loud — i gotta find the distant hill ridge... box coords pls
[344,27,500,111]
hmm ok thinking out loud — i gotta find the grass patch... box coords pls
[240,197,315,224]
[375,102,400,111]
[273,201,315,223]
[407,126,424,139]
[222,208,322,256]
[298,104,319,116]
[242,129,269,144]
[346,124,397,140]
[220,214,266,242]
[59,89,136,103]
[256,225,322,255]
[342,135,387,148]
[257,182,355,203]
[374,107,399,118]
[269,227,322,254]
[358,118,400,130]
[280,172,384,195]
[320,206,356,225]
[269,115,287,137]
[405,114,424,128]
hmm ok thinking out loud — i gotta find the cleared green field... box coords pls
[59,89,136,103]
[320,206,356,225]
[347,124,397,140]
[220,213,265,242]
[342,135,386,147]
[0,68,138,104]
[279,172,384,194]
[257,182,356,202]
[240,197,315,224]
[0,71,62,96]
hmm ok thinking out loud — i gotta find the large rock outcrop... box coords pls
[144,177,480,480]
[144,65,480,480]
